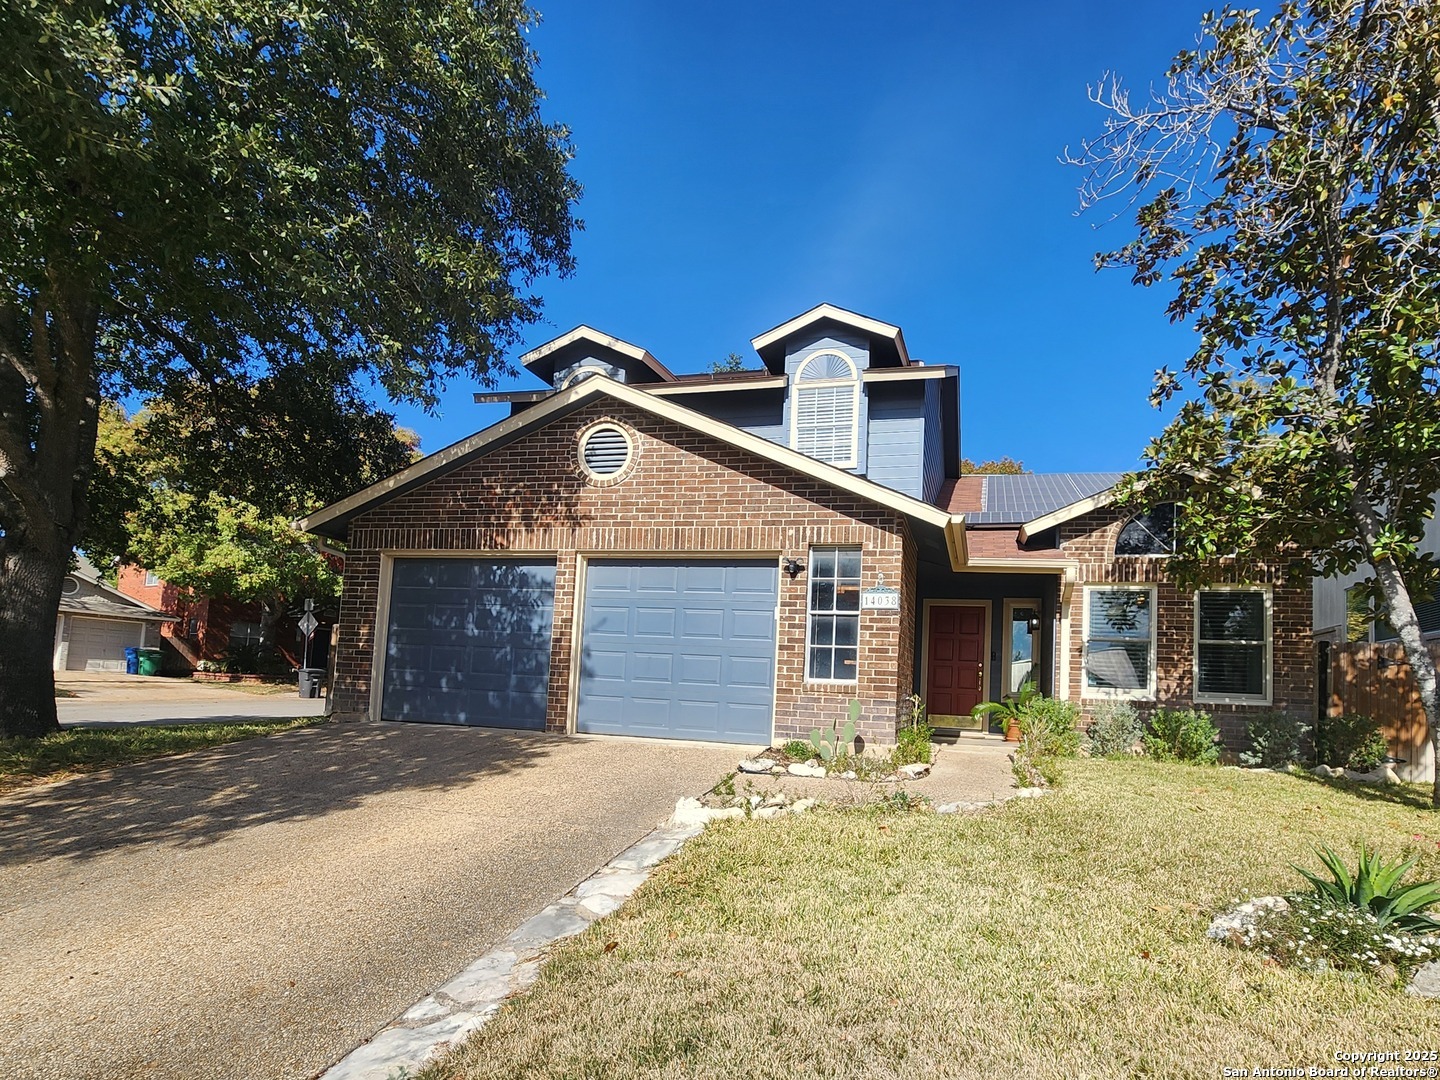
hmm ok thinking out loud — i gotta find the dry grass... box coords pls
[421,759,1440,1080]
[0,717,325,794]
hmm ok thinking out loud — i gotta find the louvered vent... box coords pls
[581,425,631,477]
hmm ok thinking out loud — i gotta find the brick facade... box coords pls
[332,400,919,745]
[1057,507,1314,749]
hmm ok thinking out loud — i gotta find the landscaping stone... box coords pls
[896,762,930,780]
[752,807,783,820]
[760,793,789,809]
[787,762,826,778]
[790,798,817,814]
[1343,765,1400,785]
[736,758,772,774]
[669,797,745,828]
[839,770,857,780]
[1206,896,1289,948]
[1013,787,1046,799]
[1311,764,1343,778]
[1407,960,1440,999]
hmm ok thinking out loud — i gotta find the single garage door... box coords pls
[381,558,556,728]
[66,617,142,672]
[578,560,778,743]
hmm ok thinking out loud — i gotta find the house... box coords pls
[1313,501,1439,782]
[298,304,1313,748]
[54,554,173,671]
[115,567,333,673]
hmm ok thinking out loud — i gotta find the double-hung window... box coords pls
[1082,585,1156,697]
[1195,587,1270,703]
[807,548,861,681]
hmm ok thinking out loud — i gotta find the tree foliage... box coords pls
[1069,0,1440,801]
[961,456,1028,475]
[708,352,752,374]
[0,0,578,736]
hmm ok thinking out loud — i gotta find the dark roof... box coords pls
[945,472,1125,526]
[59,594,172,622]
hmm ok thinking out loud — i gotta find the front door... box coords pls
[926,603,987,729]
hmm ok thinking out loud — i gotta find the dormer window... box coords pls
[1115,504,1176,556]
[561,364,608,389]
[791,350,859,467]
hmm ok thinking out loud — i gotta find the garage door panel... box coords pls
[578,560,777,744]
[381,558,556,728]
[65,617,143,672]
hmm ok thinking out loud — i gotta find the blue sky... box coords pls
[390,1,1211,473]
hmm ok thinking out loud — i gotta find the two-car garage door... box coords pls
[380,557,777,742]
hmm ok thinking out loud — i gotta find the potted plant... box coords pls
[972,680,1040,742]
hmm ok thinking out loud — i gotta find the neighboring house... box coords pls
[299,304,1313,749]
[1313,500,1440,782]
[54,554,173,671]
[115,567,332,673]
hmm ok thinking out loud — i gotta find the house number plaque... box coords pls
[861,586,900,611]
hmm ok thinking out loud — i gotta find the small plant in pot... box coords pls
[971,680,1040,742]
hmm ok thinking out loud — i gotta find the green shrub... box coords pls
[1239,711,1312,769]
[1017,696,1081,759]
[1294,846,1440,934]
[892,693,933,766]
[1084,701,1142,757]
[780,740,813,761]
[1012,739,1061,788]
[1315,713,1390,771]
[1142,707,1221,765]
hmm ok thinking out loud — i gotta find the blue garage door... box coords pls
[382,558,556,728]
[578,560,778,743]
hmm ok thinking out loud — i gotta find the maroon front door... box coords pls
[926,604,986,729]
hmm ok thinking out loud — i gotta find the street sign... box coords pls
[298,612,319,637]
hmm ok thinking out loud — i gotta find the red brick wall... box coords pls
[333,400,918,745]
[115,566,300,667]
[1059,507,1314,750]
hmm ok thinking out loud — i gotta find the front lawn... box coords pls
[0,717,323,794]
[423,760,1439,1080]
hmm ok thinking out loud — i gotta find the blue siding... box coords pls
[382,558,556,728]
[578,560,777,743]
[864,382,927,498]
[682,388,788,447]
[922,380,944,503]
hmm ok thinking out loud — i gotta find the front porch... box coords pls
[913,562,1062,734]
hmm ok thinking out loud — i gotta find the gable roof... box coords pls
[750,303,911,370]
[519,326,677,386]
[62,554,173,622]
[296,375,966,568]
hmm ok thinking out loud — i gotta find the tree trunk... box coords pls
[0,537,70,738]
[257,595,287,667]
[1368,551,1440,807]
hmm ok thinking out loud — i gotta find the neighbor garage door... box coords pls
[66,617,142,672]
[381,558,556,728]
[577,560,777,743]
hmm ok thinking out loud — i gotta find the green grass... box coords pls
[0,717,324,793]
[421,760,1440,1080]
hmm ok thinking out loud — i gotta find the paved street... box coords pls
[0,721,740,1080]
[55,671,328,726]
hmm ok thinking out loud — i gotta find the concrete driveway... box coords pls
[56,671,329,726]
[0,722,741,1080]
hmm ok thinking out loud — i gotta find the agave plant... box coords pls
[1294,846,1440,933]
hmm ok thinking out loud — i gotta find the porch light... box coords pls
[783,557,805,579]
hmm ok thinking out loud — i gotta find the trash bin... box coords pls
[297,668,325,699]
[137,648,163,676]
[124,646,140,676]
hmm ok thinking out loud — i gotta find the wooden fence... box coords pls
[1325,640,1438,782]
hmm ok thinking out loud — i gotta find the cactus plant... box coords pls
[807,700,861,762]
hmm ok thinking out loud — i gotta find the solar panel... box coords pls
[962,472,1125,525]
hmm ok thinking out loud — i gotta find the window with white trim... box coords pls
[144,570,160,587]
[1195,588,1270,702]
[791,350,859,467]
[1083,586,1156,696]
[807,547,861,681]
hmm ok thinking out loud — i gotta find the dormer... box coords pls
[749,303,911,375]
[520,326,676,389]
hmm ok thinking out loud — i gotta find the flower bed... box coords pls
[191,672,295,685]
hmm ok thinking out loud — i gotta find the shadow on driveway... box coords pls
[0,721,559,866]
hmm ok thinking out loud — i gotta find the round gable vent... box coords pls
[579,423,633,481]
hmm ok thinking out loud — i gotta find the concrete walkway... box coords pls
[0,722,740,1080]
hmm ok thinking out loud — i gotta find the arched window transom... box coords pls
[1115,504,1177,556]
[791,350,860,467]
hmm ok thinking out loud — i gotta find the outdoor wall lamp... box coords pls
[783,557,805,579]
